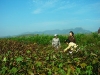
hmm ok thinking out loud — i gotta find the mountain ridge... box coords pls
[22,27,92,35]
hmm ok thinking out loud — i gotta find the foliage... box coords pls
[0,33,100,75]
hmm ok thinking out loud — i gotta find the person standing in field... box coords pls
[64,31,78,53]
[68,31,76,43]
[52,34,61,50]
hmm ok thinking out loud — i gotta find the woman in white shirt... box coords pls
[64,39,78,52]
[52,34,61,50]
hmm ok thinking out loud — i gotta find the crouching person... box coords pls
[64,39,78,53]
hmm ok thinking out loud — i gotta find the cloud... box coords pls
[31,0,76,14]
[31,0,100,16]
[32,8,42,14]
[53,2,76,12]
[32,0,58,14]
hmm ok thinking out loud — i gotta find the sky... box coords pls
[0,0,100,37]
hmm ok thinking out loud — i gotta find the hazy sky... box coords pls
[0,0,100,36]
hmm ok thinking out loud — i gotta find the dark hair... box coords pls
[64,39,70,43]
[70,31,74,36]
[68,31,76,43]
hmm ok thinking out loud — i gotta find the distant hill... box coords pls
[0,27,92,38]
[21,27,91,35]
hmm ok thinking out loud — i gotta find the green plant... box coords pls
[0,33,99,75]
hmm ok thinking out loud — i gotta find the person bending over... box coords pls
[64,39,78,52]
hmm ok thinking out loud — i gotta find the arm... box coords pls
[64,44,71,52]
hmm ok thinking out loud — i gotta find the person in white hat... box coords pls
[52,34,61,50]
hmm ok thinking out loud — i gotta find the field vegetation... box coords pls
[0,33,100,75]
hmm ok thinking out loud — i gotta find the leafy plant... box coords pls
[0,33,99,75]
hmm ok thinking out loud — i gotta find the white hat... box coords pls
[54,34,57,36]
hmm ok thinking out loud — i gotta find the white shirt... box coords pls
[52,38,60,47]
[64,42,78,52]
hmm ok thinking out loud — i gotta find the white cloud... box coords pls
[32,8,42,14]
[54,3,76,11]
[31,0,100,15]
[31,0,58,14]
[31,0,76,14]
